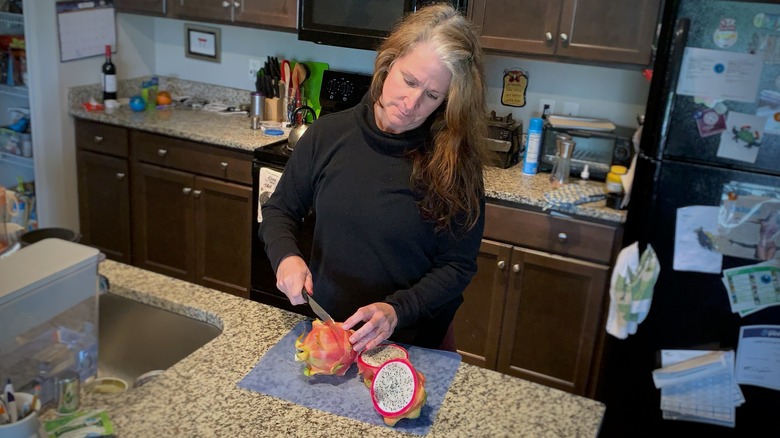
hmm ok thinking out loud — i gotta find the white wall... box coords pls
[32,12,650,231]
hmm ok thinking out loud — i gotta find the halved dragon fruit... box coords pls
[370,358,427,427]
[357,343,409,387]
[294,319,357,376]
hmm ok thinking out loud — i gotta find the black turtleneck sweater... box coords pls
[258,94,485,348]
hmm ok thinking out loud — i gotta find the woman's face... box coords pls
[375,41,452,134]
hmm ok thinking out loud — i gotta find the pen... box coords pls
[0,397,9,424]
[4,379,16,423]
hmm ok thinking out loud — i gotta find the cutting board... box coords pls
[303,61,329,117]
[238,320,461,435]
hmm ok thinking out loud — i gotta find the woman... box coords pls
[259,4,487,351]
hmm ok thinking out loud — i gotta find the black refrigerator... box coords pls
[600,0,780,436]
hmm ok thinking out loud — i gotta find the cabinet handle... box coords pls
[497,260,506,270]
[193,190,202,198]
[512,264,520,273]
[157,149,168,157]
[182,187,192,195]
[545,32,553,42]
[220,161,229,170]
[233,1,240,7]
[560,33,569,43]
[93,135,104,143]
[115,172,125,180]
[222,0,230,7]
[558,232,568,243]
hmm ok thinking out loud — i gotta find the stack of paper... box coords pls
[721,260,780,317]
[652,350,744,428]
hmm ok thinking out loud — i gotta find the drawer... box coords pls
[75,119,129,158]
[132,131,252,185]
[484,203,618,264]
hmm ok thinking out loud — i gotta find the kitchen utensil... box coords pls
[281,60,291,97]
[303,293,334,324]
[287,105,316,150]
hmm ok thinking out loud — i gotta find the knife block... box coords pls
[264,97,284,122]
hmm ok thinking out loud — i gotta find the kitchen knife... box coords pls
[304,293,335,324]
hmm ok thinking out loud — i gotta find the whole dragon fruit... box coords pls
[294,319,357,376]
[370,358,427,427]
[357,343,409,387]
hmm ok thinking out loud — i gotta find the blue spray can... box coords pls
[522,118,544,175]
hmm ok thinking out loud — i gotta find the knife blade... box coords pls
[304,293,334,324]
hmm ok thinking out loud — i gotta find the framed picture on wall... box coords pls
[184,23,221,63]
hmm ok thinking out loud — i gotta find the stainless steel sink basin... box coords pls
[97,293,221,386]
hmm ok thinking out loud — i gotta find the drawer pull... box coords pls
[512,264,520,273]
[545,32,553,42]
[222,0,230,6]
[93,135,104,143]
[233,1,240,7]
[220,161,229,170]
[497,260,506,270]
[115,172,125,180]
[157,149,168,157]
[558,232,568,243]
[560,33,569,44]
[193,190,202,198]
[182,187,192,195]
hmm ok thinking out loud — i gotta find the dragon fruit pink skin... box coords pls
[295,319,358,376]
[357,343,409,387]
[370,358,427,427]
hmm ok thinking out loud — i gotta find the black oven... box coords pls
[250,70,371,314]
[298,0,468,51]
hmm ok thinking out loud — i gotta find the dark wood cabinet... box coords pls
[470,0,662,66]
[115,0,166,15]
[74,119,253,298]
[170,0,297,30]
[130,131,253,298]
[75,120,132,263]
[453,203,620,398]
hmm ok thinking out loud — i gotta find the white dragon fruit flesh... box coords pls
[370,358,427,427]
[357,343,409,387]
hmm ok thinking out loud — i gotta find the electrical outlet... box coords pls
[248,59,262,82]
[539,99,556,116]
[563,102,580,116]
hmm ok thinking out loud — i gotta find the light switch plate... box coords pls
[248,59,262,82]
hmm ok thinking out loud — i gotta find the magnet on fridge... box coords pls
[713,18,738,48]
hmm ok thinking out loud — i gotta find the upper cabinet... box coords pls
[169,0,297,30]
[470,0,662,66]
[115,0,167,16]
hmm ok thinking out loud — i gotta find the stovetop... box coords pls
[253,69,371,164]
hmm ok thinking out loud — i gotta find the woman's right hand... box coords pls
[275,255,313,305]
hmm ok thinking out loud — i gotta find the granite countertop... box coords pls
[79,260,605,437]
[68,78,627,224]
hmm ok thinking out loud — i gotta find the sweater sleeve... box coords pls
[384,197,486,329]
[257,133,317,273]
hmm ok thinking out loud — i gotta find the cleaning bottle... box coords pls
[522,118,544,176]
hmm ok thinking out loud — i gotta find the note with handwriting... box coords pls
[736,325,780,391]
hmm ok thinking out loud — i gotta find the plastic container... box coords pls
[606,165,628,194]
[550,139,575,187]
[522,118,544,175]
[0,239,101,409]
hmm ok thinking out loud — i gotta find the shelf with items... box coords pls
[0,150,32,168]
[0,83,26,98]
[0,11,23,27]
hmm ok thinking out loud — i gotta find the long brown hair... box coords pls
[370,4,488,235]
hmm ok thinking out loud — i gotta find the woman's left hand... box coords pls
[342,302,398,351]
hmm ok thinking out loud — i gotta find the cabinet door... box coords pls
[77,151,132,263]
[194,176,252,298]
[132,162,196,281]
[453,239,511,369]
[557,0,661,65]
[235,0,297,29]
[470,0,562,55]
[170,0,232,22]
[115,0,166,15]
[497,246,608,396]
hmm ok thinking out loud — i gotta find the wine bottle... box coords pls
[101,44,117,101]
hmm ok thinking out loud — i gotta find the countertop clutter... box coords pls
[83,260,606,436]
[68,77,627,224]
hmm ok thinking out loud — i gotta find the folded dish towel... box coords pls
[606,242,660,339]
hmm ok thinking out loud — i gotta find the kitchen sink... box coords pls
[97,293,221,387]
